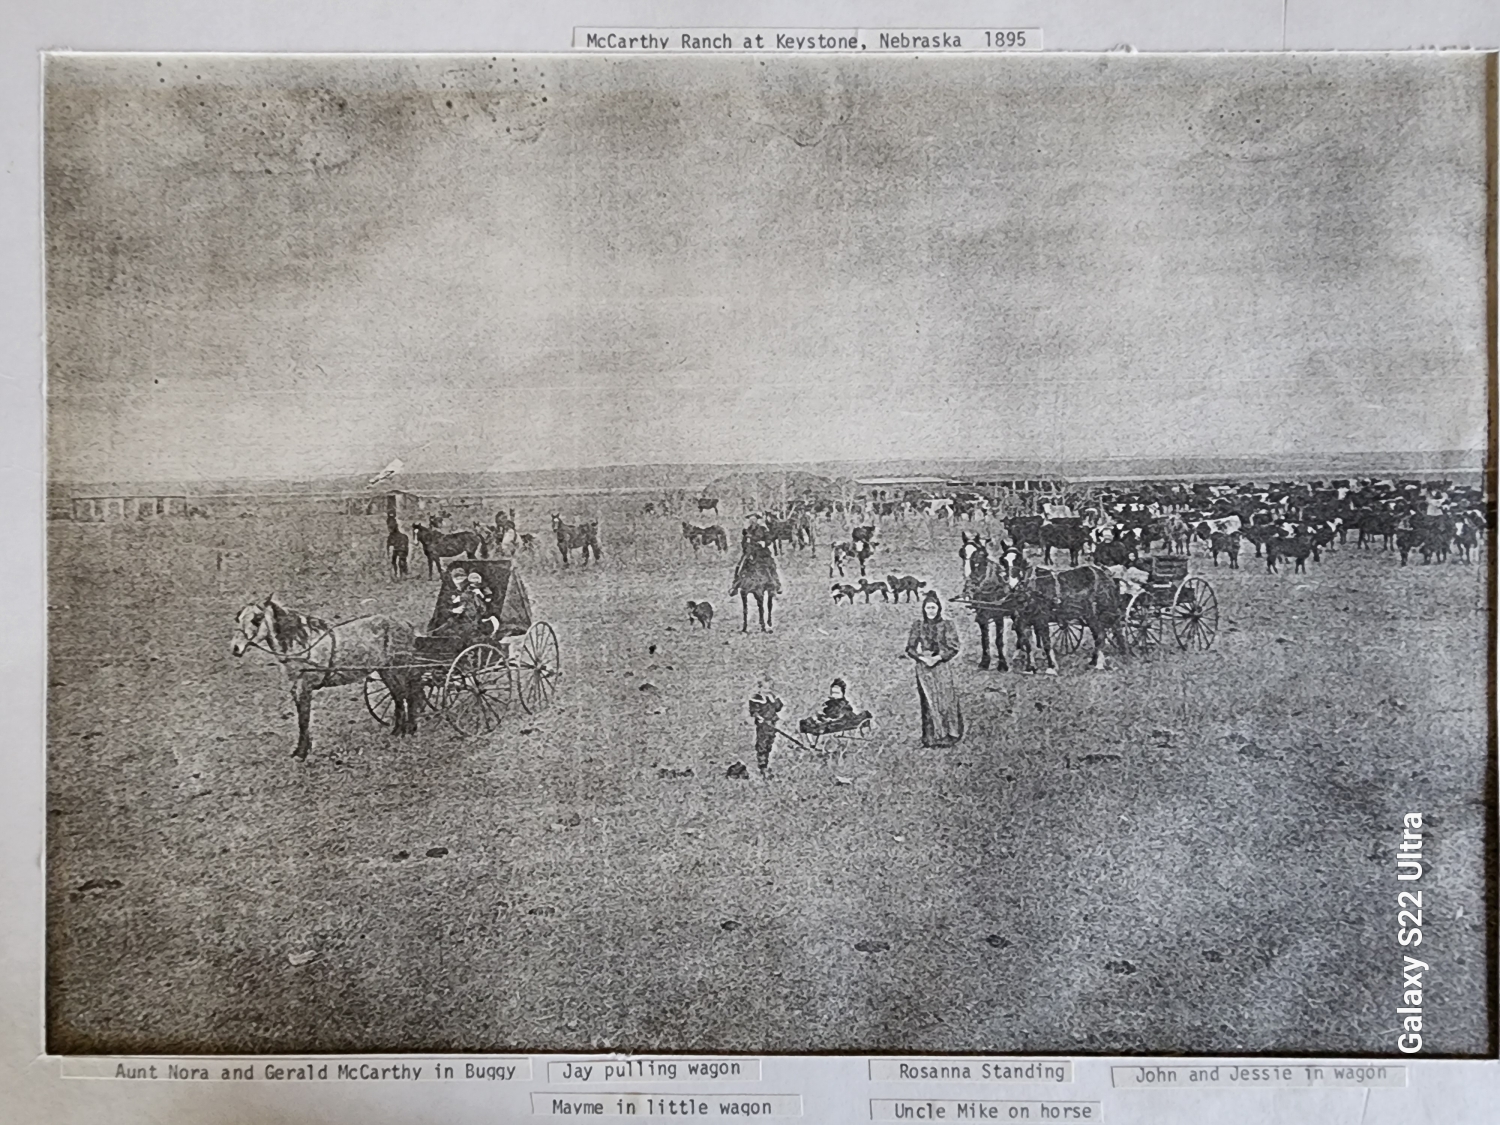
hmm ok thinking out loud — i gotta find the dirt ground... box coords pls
[45,501,1492,1055]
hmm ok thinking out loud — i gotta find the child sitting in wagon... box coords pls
[799,678,872,737]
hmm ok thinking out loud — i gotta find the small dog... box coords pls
[686,600,714,629]
[831,583,859,605]
[888,574,927,602]
[857,579,890,603]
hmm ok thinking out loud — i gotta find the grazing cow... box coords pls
[1309,519,1340,557]
[386,524,410,579]
[1242,523,1279,559]
[1455,519,1478,564]
[413,523,486,578]
[1209,531,1241,569]
[1413,514,1454,564]
[831,583,859,605]
[1004,516,1045,553]
[1395,526,1420,566]
[1360,510,1401,550]
[1040,518,1089,567]
[1267,531,1314,574]
[686,600,715,629]
[552,514,603,567]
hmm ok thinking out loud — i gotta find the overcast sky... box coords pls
[45,52,1490,483]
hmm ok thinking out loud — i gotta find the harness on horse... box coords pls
[244,610,342,689]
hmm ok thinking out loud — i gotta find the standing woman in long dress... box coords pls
[906,590,963,747]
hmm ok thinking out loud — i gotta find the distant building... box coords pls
[385,490,427,521]
[69,494,188,521]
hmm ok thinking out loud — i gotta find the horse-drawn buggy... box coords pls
[363,558,562,737]
[953,538,1219,674]
[1047,554,1219,656]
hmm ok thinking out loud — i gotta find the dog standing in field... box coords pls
[857,578,891,603]
[831,583,859,605]
[888,575,927,602]
[687,600,715,629]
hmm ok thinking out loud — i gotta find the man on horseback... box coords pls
[731,515,781,632]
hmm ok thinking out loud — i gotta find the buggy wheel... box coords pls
[516,622,562,714]
[363,671,395,726]
[441,643,512,737]
[1049,618,1085,656]
[1123,591,1164,653]
[1170,577,1219,651]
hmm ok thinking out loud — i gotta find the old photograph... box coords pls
[44,51,1492,1056]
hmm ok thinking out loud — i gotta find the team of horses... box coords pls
[959,534,1127,675]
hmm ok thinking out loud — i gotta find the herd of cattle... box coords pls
[380,477,1488,588]
[1068,477,1489,572]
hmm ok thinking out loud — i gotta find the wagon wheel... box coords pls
[1122,590,1165,653]
[363,671,395,727]
[516,622,562,714]
[1049,618,1085,656]
[1170,577,1219,651]
[441,643,512,737]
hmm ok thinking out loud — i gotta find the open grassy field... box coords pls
[45,498,1491,1055]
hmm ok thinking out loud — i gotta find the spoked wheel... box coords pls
[516,622,562,714]
[441,643,513,737]
[1170,577,1219,651]
[363,671,395,726]
[1049,618,1085,656]
[1123,590,1165,653]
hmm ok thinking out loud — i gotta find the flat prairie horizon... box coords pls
[46,448,1490,498]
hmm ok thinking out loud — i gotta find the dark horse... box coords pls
[412,523,485,578]
[682,521,728,555]
[231,598,422,759]
[999,564,1127,674]
[552,514,603,566]
[731,533,780,632]
[959,534,1032,672]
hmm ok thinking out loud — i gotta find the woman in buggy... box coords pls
[799,679,873,737]
[432,570,501,642]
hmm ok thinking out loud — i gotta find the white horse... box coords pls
[231,597,421,760]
